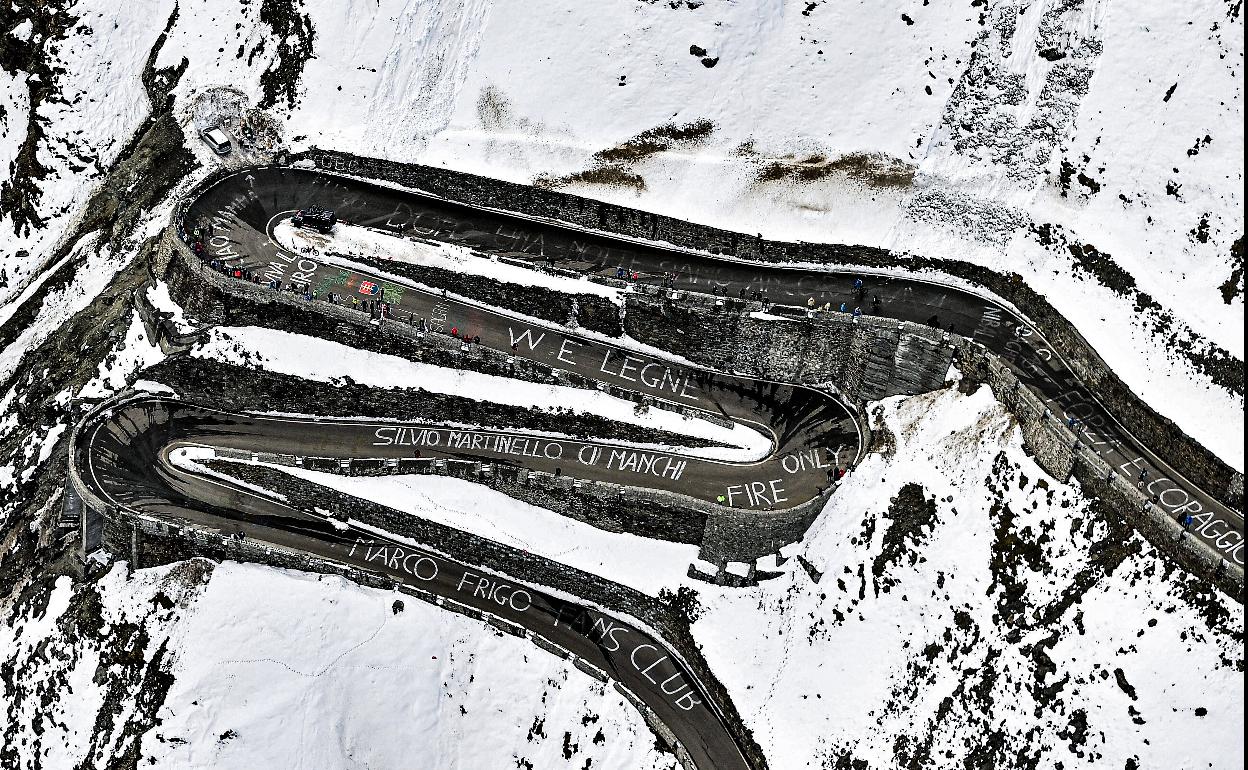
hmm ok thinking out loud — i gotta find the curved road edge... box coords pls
[299,149,1243,505]
[168,165,1243,598]
[67,393,766,770]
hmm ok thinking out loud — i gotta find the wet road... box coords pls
[73,165,1244,770]
[183,167,1243,568]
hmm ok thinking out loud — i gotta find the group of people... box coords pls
[200,254,316,300]
[798,277,884,320]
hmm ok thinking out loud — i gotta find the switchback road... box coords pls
[76,397,749,770]
[71,165,1244,770]
[184,167,1243,566]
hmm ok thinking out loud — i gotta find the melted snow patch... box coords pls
[692,383,1243,769]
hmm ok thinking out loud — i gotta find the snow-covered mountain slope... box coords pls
[0,2,1241,768]
[0,0,171,300]
[0,560,677,770]
[692,380,1244,768]
[3,0,1242,463]
[176,0,1245,467]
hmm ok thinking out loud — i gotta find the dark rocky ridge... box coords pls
[143,355,716,454]
[296,148,1243,514]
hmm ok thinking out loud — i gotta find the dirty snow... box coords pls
[273,220,621,300]
[189,325,772,460]
[691,383,1244,769]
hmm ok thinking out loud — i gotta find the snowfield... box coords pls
[272,219,623,300]
[691,381,1244,768]
[189,324,774,461]
[0,561,677,770]
[0,1,1242,768]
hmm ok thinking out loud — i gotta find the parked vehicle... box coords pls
[199,127,232,155]
[292,205,337,234]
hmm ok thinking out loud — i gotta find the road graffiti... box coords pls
[552,604,704,712]
[1047,388,1244,566]
[724,479,788,508]
[508,325,702,402]
[345,536,703,712]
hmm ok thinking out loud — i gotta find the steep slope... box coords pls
[692,380,1243,768]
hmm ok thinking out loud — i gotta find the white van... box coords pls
[200,127,232,155]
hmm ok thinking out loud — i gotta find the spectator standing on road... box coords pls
[1137,468,1148,488]
[872,295,881,314]
[839,302,847,313]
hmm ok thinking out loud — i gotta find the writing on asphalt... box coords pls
[372,427,688,481]
[722,448,831,506]
[346,538,703,711]
[207,208,321,284]
[508,327,701,403]
[990,310,1243,566]
[1048,389,1245,566]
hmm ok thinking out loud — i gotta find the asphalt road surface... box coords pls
[74,166,1244,770]
[77,397,748,770]
[182,167,1243,568]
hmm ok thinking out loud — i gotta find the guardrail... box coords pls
[163,175,1238,601]
[71,409,707,770]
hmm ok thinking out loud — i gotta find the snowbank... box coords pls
[221,460,699,597]
[190,325,772,461]
[272,220,621,300]
[690,383,1244,768]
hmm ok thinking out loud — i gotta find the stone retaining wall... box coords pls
[207,444,833,573]
[83,468,766,770]
[159,229,723,430]
[622,295,955,402]
[956,344,1244,601]
[156,234,830,570]
[157,169,1243,596]
[292,149,1241,509]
